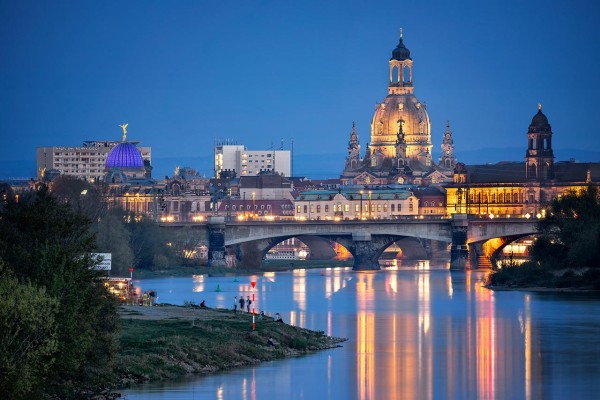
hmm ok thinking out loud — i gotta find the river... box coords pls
[122,262,600,399]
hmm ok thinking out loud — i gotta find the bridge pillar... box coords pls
[207,216,227,267]
[450,214,469,270]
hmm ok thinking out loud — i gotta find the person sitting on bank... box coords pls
[200,300,206,308]
[274,312,283,323]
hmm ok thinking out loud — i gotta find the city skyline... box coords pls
[1,0,599,179]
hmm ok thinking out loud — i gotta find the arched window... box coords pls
[391,204,395,212]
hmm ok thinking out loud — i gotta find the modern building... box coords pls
[214,143,291,178]
[446,106,600,217]
[341,31,457,185]
[37,136,151,182]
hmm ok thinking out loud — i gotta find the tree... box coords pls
[0,265,58,399]
[0,187,118,398]
[94,208,134,276]
[127,214,173,270]
[532,185,600,269]
[169,226,206,266]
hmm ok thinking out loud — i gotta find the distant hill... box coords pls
[2,147,599,180]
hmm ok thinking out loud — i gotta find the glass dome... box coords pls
[105,142,144,169]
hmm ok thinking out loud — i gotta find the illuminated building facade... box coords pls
[341,31,457,186]
[446,106,600,216]
[294,188,419,220]
[214,143,291,178]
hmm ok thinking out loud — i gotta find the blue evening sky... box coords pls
[1,0,599,178]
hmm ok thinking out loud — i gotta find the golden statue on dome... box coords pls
[119,123,128,141]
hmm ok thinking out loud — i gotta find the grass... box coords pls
[486,262,600,290]
[116,308,344,385]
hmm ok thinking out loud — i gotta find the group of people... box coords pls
[233,295,284,323]
[234,295,253,313]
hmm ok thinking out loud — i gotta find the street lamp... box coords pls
[359,190,364,220]
[252,192,256,219]
[368,190,372,219]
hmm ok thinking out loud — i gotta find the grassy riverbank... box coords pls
[116,305,345,386]
[485,263,600,291]
[133,259,351,279]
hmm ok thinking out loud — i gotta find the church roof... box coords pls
[391,36,411,61]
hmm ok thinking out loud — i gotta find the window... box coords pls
[317,205,321,213]
[267,204,271,209]
[377,204,381,212]
[325,205,329,212]
[397,204,402,211]
[303,205,307,213]
[344,204,350,212]
[355,204,359,212]
[409,203,413,212]
[391,204,395,212]
[424,201,429,207]
[297,205,301,213]
[232,205,237,210]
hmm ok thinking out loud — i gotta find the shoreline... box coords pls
[132,260,351,279]
[116,305,346,388]
[486,285,600,293]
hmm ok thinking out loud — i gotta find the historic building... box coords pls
[446,105,600,217]
[294,188,419,220]
[341,31,457,186]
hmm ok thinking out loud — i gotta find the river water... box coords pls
[122,262,600,400]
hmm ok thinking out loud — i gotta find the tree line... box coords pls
[0,177,207,398]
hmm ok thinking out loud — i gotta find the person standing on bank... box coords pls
[239,295,245,312]
[246,296,252,313]
[233,296,238,312]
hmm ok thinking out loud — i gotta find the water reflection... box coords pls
[127,266,600,400]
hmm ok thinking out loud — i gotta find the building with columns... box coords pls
[446,106,600,217]
[341,31,457,186]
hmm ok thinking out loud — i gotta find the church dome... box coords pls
[530,109,549,126]
[529,105,551,132]
[105,142,144,169]
[370,93,431,158]
[391,37,411,61]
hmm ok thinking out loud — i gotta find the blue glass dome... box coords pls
[105,142,144,169]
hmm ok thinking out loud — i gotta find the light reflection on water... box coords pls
[124,262,600,400]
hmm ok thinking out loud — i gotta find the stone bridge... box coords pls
[163,214,538,270]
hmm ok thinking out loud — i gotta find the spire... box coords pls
[400,27,403,39]
[538,103,542,111]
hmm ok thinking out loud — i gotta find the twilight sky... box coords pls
[1,0,599,178]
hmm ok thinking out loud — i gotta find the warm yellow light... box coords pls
[489,213,495,219]
[334,216,341,222]
[192,215,205,222]
[525,213,531,219]
[237,215,245,221]
[265,215,275,221]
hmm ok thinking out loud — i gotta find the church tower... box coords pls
[526,104,554,180]
[344,122,361,170]
[439,121,456,169]
[369,30,432,168]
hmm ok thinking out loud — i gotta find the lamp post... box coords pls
[368,190,372,219]
[359,190,364,220]
[252,192,256,219]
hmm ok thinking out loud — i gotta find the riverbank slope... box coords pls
[117,305,345,386]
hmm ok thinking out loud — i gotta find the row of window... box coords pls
[468,192,526,203]
[225,204,272,211]
[296,203,414,213]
